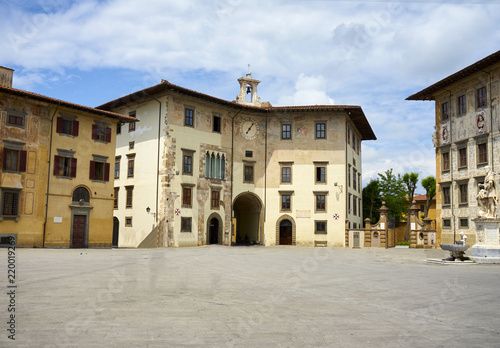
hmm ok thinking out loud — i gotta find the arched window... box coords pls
[72,187,90,204]
[280,219,292,227]
[205,152,210,178]
[210,153,215,178]
[221,155,225,180]
[216,154,221,179]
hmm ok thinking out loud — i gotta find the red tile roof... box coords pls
[413,194,435,202]
[0,84,136,122]
[98,79,376,140]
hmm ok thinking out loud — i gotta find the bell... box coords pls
[246,86,252,94]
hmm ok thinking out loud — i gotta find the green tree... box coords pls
[362,179,381,224]
[402,172,419,241]
[378,169,408,224]
[421,176,436,218]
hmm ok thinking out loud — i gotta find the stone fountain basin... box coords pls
[440,244,469,252]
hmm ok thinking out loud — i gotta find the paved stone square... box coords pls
[1,246,500,347]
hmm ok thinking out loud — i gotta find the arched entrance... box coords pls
[279,220,293,245]
[112,217,119,247]
[208,217,220,244]
[70,186,92,248]
[276,215,296,246]
[233,193,263,245]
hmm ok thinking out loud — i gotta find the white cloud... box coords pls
[277,74,334,106]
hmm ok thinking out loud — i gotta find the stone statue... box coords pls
[477,170,499,219]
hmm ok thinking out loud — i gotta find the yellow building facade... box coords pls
[407,50,500,245]
[0,67,134,247]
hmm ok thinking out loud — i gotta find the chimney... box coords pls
[0,66,14,87]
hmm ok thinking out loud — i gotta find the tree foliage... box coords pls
[402,172,419,240]
[378,169,408,223]
[421,176,436,218]
[362,179,382,224]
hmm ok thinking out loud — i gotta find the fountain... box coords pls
[440,232,470,261]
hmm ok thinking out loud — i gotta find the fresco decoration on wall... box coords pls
[440,121,450,145]
[296,124,308,138]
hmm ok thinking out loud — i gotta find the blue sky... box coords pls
[2,0,500,191]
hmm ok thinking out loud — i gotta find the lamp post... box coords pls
[146,206,157,227]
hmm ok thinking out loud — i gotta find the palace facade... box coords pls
[100,74,376,247]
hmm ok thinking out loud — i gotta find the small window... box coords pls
[183,154,192,175]
[125,217,133,227]
[459,183,468,205]
[3,147,27,173]
[358,173,361,192]
[458,95,466,115]
[420,204,425,213]
[116,123,122,134]
[353,196,357,216]
[211,190,220,209]
[281,167,291,183]
[129,141,135,150]
[315,194,326,212]
[443,219,451,228]
[347,127,350,145]
[125,186,133,208]
[185,108,194,127]
[315,221,327,234]
[213,115,221,133]
[353,169,357,189]
[114,187,119,209]
[245,151,253,158]
[478,143,487,165]
[114,158,120,179]
[53,155,77,178]
[182,187,192,207]
[127,158,134,178]
[316,166,326,183]
[441,102,449,120]
[460,218,469,228]
[442,186,451,205]
[281,193,291,212]
[56,117,79,136]
[477,86,487,108]
[89,159,110,181]
[459,147,467,168]
[315,122,326,139]
[6,110,25,128]
[181,217,192,232]
[282,124,291,139]
[244,165,254,183]
[442,152,450,171]
[92,124,111,143]
[72,187,90,203]
[1,189,20,217]
[129,111,136,132]
[348,165,351,187]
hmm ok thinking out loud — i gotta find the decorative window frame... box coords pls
[279,161,293,184]
[314,191,328,213]
[6,109,26,129]
[314,161,328,184]
[279,190,293,213]
[212,113,221,133]
[281,122,292,140]
[182,148,195,176]
[184,105,195,128]
[54,148,76,179]
[314,220,327,234]
[315,121,327,139]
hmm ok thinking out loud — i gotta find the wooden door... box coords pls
[72,215,86,248]
[279,220,293,245]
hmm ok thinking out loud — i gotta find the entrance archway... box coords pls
[279,219,293,245]
[112,217,119,247]
[276,215,296,245]
[206,213,223,245]
[233,193,263,245]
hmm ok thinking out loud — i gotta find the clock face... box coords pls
[240,118,259,140]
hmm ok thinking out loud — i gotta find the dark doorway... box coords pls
[279,219,293,245]
[72,215,86,248]
[112,217,119,247]
[233,193,262,245]
[208,218,219,244]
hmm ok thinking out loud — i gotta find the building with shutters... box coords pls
[99,74,376,247]
[0,66,134,247]
[407,49,500,245]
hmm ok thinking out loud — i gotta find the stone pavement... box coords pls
[1,246,500,347]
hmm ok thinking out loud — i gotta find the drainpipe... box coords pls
[42,103,60,248]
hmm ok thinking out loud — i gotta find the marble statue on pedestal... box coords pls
[477,170,498,219]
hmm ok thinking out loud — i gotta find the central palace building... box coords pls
[98,74,376,247]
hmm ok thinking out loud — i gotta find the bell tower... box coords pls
[235,72,261,107]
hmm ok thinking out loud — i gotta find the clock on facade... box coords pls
[240,117,260,140]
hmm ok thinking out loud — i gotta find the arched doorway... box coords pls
[70,186,92,248]
[279,219,293,245]
[112,217,119,247]
[276,215,296,246]
[233,193,263,245]
[208,218,219,244]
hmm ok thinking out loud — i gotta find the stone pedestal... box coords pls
[471,219,500,264]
